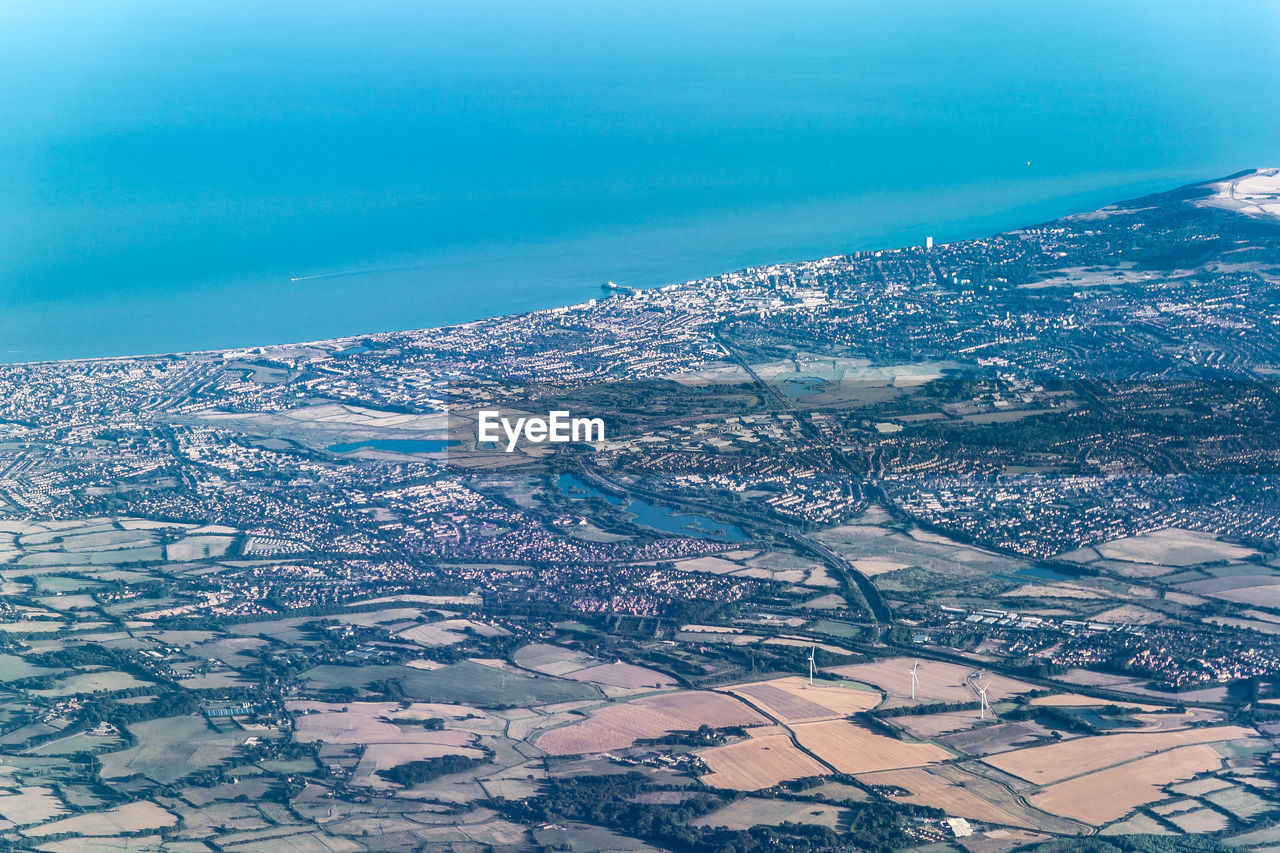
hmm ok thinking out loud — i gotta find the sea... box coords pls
[2,0,1279,362]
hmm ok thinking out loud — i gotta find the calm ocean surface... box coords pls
[2,0,1279,362]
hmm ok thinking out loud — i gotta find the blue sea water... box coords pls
[2,0,1279,362]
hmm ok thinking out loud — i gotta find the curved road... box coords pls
[575,464,893,625]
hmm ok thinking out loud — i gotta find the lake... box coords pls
[2,0,1278,361]
[557,473,749,542]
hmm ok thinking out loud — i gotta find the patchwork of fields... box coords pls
[0,516,1277,850]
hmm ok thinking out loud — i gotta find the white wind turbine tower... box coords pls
[977,682,992,720]
[807,646,816,687]
[909,661,920,701]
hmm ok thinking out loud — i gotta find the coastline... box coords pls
[0,170,1244,369]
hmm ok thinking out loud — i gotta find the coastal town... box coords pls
[0,172,1279,850]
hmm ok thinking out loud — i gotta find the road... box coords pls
[574,464,893,626]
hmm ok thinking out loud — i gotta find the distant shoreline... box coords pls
[5,171,1262,370]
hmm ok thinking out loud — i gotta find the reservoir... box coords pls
[557,473,749,542]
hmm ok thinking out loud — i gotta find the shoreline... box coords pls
[1,170,1250,370]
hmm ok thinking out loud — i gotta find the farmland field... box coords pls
[698,730,828,790]
[30,670,152,697]
[857,767,1035,828]
[563,662,676,689]
[731,683,841,721]
[397,618,509,646]
[0,654,61,681]
[535,690,765,755]
[21,800,177,837]
[690,797,844,830]
[351,742,488,789]
[640,691,768,725]
[301,660,602,706]
[1205,584,1280,609]
[1028,744,1226,824]
[1027,693,1163,711]
[513,643,597,675]
[671,556,742,575]
[827,658,1032,709]
[982,725,1255,785]
[1224,824,1280,847]
[934,720,1056,754]
[290,701,482,747]
[1203,785,1273,819]
[1166,807,1231,833]
[98,715,251,784]
[729,676,879,721]
[1169,777,1232,796]
[25,731,125,756]
[1100,813,1175,836]
[165,534,234,560]
[1057,669,1229,704]
[791,719,951,774]
[1092,527,1257,566]
[814,515,1027,582]
[0,787,67,825]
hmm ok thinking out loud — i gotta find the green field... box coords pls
[98,715,252,785]
[301,659,602,706]
[0,653,64,682]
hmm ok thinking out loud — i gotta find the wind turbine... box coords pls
[807,646,816,687]
[977,682,991,720]
[909,661,920,701]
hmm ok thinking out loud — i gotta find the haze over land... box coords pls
[5,0,1280,848]
[2,174,1280,850]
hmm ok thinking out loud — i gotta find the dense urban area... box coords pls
[0,170,1279,852]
